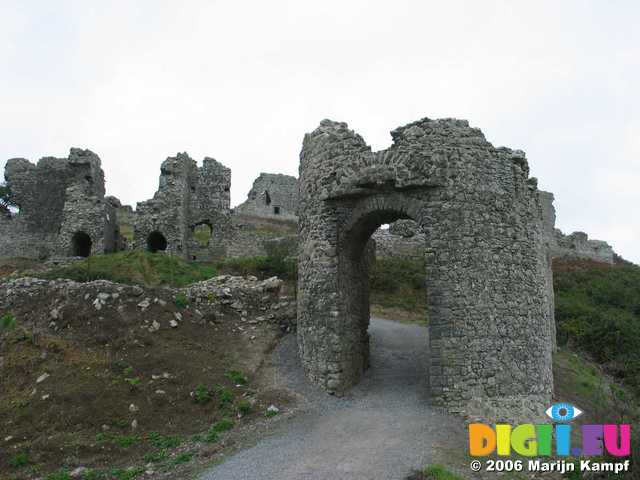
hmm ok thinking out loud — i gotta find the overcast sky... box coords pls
[1,1,638,263]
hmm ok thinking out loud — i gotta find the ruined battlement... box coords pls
[4,148,105,233]
[301,118,534,204]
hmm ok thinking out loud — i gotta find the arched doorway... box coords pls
[147,231,167,253]
[71,231,92,257]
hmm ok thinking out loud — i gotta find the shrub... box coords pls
[193,384,212,403]
[174,292,189,309]
[214,385,234,405]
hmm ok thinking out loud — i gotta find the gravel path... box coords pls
[200,317,465,480]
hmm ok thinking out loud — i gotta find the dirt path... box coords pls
[199,317,467,480]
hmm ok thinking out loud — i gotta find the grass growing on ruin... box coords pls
[41,251,217,287]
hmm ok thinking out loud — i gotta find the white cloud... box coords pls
[1,0,638,262]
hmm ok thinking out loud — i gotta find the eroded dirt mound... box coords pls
[0,275,296,479]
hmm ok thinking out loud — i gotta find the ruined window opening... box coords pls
[193,223,212,248]
[147,231,168,253]
[264,190,271,206]
[71,231,92,257]
[273,206,281,215]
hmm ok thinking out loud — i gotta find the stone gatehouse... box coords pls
[296,118,555,418]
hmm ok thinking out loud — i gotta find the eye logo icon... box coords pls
[545,403,583,422]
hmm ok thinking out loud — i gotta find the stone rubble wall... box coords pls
[0,274,296,340]
[370,228,425,259]
[235,173,298,220]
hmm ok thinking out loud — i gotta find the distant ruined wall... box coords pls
[134,153,231,261]
[235,173,298,220]
[0,148,114,259]
[538,191,615,264]
[225,214,298,257]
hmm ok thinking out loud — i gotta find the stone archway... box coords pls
[71,231,92,257]
[297,118,555,419]
[147,231,167,253]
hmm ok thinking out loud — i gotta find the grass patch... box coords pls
[9,451,29,468]
[224,369,248,385]
[107,466,145,480]
[407,464,463,480]
[554,262,640,395]
[214,385,234,405]
[170,452,194,466]
[211,418,234,433]
[46,472,72,480]
[193,384,212,403]
[236,400,252,415]
[370,257,427,321]
[40,251,217,288]
[1,311,16,330]
[147,432,184,450]
[174,292,189,308]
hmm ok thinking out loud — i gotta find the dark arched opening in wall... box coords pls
[147,231,167,253]
[339,207,428,396]
[72,231,92,257]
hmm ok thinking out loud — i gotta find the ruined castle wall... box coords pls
[57,185,117,256]
[297,117,554,420]
[134,153,231,261]
[370,229,425,259]
[225,214,298,257]
[4,149,105,234]
[235,173,298,220]
[1,149,112,259]
[538,191,615,264]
